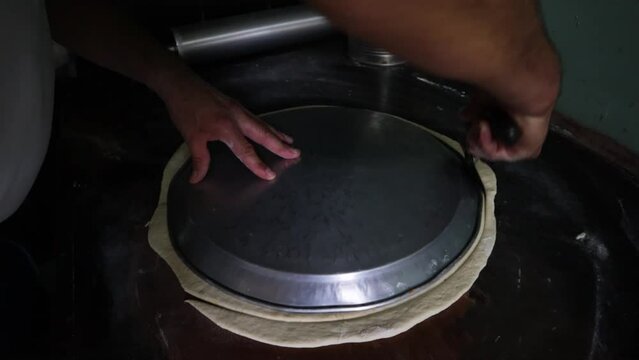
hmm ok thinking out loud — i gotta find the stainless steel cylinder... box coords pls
[172,5,334,62]
[348,37,405,66]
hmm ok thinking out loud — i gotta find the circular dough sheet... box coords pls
[148,107,497,347]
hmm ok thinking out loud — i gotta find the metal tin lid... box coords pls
[168,106,482,310]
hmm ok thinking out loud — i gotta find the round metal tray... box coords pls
[168,106,482,310]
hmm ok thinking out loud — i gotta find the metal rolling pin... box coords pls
[171,5,334,62]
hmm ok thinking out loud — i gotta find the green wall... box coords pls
[540,0,639,152]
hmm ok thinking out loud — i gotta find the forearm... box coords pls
[310,0,560,115]
[46,0,191,101]
[46,0,299,181]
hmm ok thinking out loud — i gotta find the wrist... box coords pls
[488,36,561,117]
[144,54,198,102]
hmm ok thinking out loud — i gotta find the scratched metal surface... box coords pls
[168,106,482,310]
[5,38,639,359]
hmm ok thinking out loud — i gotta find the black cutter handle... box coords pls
[480,105,522,147]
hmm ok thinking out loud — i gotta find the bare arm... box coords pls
[46,0,299,182]
[310,0,561,160]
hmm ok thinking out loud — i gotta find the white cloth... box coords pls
[0,0,54,222]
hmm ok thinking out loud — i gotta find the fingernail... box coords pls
[266,169,276,180]
[291,148,301,156]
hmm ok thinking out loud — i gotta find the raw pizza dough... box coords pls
[148,107,497,347]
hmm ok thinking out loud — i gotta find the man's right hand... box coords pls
[310,0,561,161]
[463,90,556,161]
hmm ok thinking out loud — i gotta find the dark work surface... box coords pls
[1,39,639,359]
